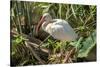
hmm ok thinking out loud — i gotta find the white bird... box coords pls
[36,13,78,41]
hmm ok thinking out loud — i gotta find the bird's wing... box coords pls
[49,25,74,41]
[50,19,78,41]
[54,19,77,37]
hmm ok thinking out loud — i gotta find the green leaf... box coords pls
[70,37,83,49]
[78,30,96,58]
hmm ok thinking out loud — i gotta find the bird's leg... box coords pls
[60,41,67,55]
[38,35,51,48]
[58,41,67,62]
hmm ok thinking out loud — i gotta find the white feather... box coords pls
[45,19,78,41]
[40,13,78,41]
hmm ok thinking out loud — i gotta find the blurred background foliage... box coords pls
[10,1,96,66]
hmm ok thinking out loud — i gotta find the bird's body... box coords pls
[36,13,78,41]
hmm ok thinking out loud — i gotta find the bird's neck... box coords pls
[42,21,52,32]
[42,21,50,31]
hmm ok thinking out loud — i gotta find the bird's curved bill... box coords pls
[36,16,45,34]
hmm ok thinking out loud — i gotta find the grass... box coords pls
[10,0,96,66]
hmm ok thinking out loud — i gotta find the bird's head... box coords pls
[42,13,52,22]
[36,13,52,34]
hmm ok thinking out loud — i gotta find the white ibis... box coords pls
[36,13,78,41]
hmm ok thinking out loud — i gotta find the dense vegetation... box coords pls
[10,1,96,66]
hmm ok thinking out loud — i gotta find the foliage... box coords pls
[10,0,96,66]
[78,30,96,58]
[11,35,37,66]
